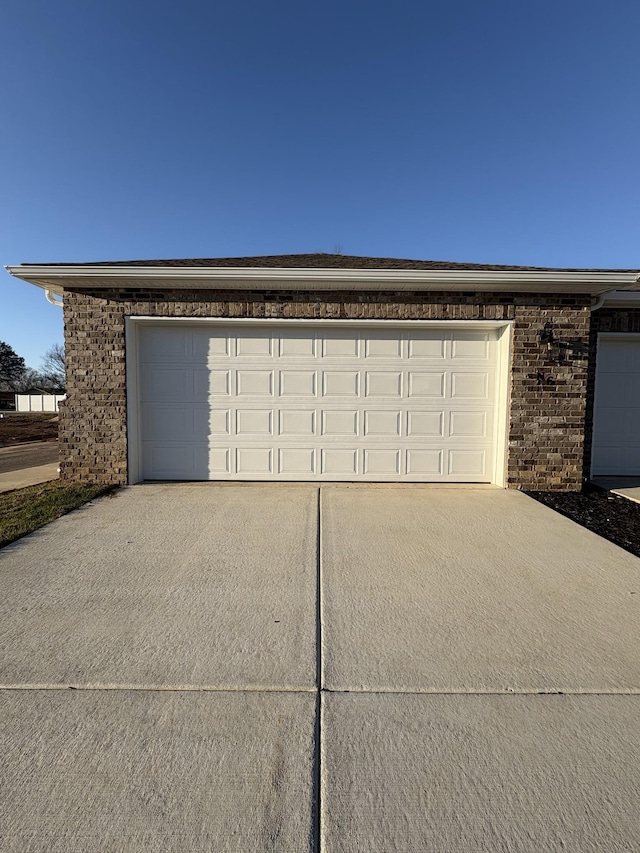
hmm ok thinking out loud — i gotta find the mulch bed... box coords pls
[526,486,640,559]
[0,414,58,446]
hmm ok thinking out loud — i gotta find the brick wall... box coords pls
[61,288,591,489]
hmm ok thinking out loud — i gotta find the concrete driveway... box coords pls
[1,485,639,851]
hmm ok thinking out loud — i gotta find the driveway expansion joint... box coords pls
[0,684,318,693]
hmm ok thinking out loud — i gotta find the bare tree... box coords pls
[41,343,65,390]
[13,367,47,393]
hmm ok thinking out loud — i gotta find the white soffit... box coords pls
[6,265,640,297]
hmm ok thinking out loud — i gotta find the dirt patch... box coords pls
[0,414,58,447]
[526,486,640,559]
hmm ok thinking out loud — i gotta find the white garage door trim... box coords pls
[125,318,513,486]
[591,333,640,476]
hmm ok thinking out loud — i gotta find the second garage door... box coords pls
[592,336,640,475]
[136,322,505,482]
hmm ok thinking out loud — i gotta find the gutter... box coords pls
[6,264,640,298]
[592,289,640,310]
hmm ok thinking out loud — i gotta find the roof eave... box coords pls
[6,264,640,297]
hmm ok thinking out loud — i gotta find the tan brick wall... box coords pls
[61,289,591,489]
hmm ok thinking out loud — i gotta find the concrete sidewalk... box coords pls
[1,484,639,851]
[592,476,640,504]
[0,462,58,492]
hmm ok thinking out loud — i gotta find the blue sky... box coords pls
[2,0,639,367]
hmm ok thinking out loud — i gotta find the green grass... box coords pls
[0,481,115,549]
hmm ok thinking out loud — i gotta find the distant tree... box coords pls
[0,341,26,390]
[41,343,65,390]
[13,367,43,393]
[13,366,63,394]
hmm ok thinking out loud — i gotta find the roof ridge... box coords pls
[18,253,639,273]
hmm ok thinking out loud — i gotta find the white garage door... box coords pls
[136,323,502,482]
[592,337,640,475]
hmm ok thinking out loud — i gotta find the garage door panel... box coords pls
[321,411,359,436]
[597,341,639,372]
[364,335,402,358]
[323,372,359,397]
[407,449,443,476]
[208,448,230,473]
[236,409,273,436]
[142,406,190,441]
[192,328,230,359]
[594,407,622,437]
[141,367,191,401]
[138,324,502,482]
[236,332,273,357]
[629,408,640,435]
[278,448,316,475]
[451,332,491,360]
[279,371,317,397]
[364,411,402,436]
[143,406,231,441]
[207,409,230,435]
[407,335,446,359]
[322,334,359,358]
[450,371,491,399]
[449,411,488,438]
[408,372,446,398]
[142,443,216,478]
[449,449,486,477]
[407,411,444,437]
[595,375,628,407]
[141,328,188,360]
[279,410,316,436]
[364,449,400,475]
[208,370,231,396]
[365,371,403,397]
[237,370,274,396]
[321,449,359,476]
[593,445,622,473]
[278,333,316,357]
[145,444,191,475]
[236,448,273,474]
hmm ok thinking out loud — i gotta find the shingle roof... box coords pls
[21,253,639,273]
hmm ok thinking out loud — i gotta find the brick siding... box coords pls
[61,289,592,490]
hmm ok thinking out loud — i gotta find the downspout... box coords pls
[44,289,64,475]
[45,289,63,307]
[591,292,611,311]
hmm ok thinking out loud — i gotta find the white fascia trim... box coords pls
[129,316,512,329]
[6,265,640,295]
